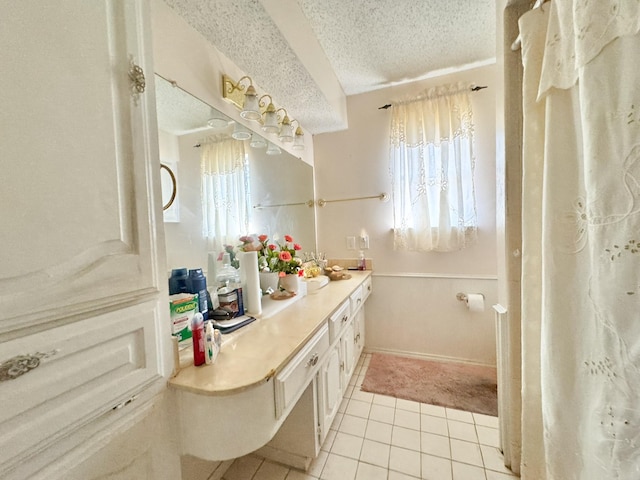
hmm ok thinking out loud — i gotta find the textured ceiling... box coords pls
[162,0,496,135]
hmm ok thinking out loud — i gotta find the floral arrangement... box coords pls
[241,234,304,277]
[217,244,239,269]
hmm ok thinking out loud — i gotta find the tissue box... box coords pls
[169,293,199,344]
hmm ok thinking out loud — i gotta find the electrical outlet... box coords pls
[360,235,369,249]
[347,236,356,250]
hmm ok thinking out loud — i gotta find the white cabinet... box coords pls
[340,320,357,391]
[318,342,342,444]
[0,1,174,479]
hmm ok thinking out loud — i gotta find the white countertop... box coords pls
[168,271,371,396]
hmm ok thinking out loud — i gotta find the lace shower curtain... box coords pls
[201,135,249,254]
[519,2,640,478]
[389,83,477,252]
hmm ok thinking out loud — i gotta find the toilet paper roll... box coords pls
[466,293,485,312]
[238,251,262,315]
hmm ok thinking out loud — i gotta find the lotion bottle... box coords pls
[357,251,366,271]
[191,312,205,366]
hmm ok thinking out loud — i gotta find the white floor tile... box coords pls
[364,419,393,444]
[421,414,449,436]
[473,413,499,428]
[480,445,512,474]
[446,408,474,424]
[346,399,372,418]
[447,419,479,443]
[396,398,421,412]
[307,450,328,478]
[391,425,421,451]
[421,431,451,459]
[451,461,487,480]
[421,453,453,480]
[285,469,318,480]
[373,394,397,407]
[330,432,363,460]
[450,439,483,467]
[351,389,374,403]
[355,462,388,480]
[476,425,500,447]
[388,471,420,480]
[359,439,390,468]
[222,455,262,480]
[421,403,447,417]
[320,453,358,480]
[339,414,368,437]
[253,460,289,480]
[394,409,421,430]
[389,446,421,478]
[485,469,519,479]
[369,404,395,424]
[321,429,337,452]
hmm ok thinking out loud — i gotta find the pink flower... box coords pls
[268,244,277,251]
[217,252,223,261]
[258,234,268,242]
[284,234,293,243]
[279,251,292,262]
[293,243,302,251]
[278,271,286,277]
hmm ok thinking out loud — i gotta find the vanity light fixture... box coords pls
[266,142,282,155]
[207,117,230,129]
[222,75,261,121]
[278,109,294,143]
[231,123,252,141]
[250,133,267,149]
[262,99,279,134]
[291,120,304,150]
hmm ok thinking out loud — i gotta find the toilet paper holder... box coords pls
[456,292,484,302]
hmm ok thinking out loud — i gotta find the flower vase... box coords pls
[278,273,300,294]
[259,271,279,295]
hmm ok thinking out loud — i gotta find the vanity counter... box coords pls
[168,271,371,396]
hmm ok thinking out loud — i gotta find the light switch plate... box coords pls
[360,235,369,249]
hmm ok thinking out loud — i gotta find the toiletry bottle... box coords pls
[204,320,214,365]
[191,312,205,366]
[168,268,189,295]
[188,268,209,320]
[358,251,366,271]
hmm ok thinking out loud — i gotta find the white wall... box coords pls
[314,65,498,365]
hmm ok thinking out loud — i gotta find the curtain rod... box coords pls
[378,85,488,110]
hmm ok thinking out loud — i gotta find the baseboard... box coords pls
[255,444,312,471]
[363,347,496,368]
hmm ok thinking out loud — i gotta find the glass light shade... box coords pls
[262,104,279,134]
[266,143,281,155]
[207,117,229,129]
[240,85,261,121]
[278,115,294,143]
[250,133,267,148]
[293,128,304,150]
[231,124,251,140]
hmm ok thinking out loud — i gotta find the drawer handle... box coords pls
[357,298,362,304]
[0,350,59,382]
[306,353,319,367]
[341,315,348,323]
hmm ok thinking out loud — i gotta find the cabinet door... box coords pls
[354,307,365,359]
[0,1,169,478]
[0,0,164,334]
[341,321,356,391]
[319,343,342,443]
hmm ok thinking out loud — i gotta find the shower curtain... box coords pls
[519,1,640,478]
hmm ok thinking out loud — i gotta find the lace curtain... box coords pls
[389,82,477,252]
[518,2,640,478]
[201,135,249,254]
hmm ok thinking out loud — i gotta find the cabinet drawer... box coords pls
[350,285,364,315]
[275,324,329,418]
[0,301,164,476]
[363,276,372,301]
[327,300,351,344]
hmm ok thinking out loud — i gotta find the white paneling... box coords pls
[365,276,497,365]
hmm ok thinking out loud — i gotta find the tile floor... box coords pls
[216,353,519,480]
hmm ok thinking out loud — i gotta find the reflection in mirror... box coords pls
[154,75,316,276]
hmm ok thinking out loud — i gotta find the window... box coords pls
[389,82,477,252]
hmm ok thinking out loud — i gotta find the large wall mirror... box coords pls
[154,75,316,275]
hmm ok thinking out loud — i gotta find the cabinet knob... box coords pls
[341,315,348,323]
[306,353,319,367]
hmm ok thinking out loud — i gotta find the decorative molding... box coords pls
[371,272,498,280]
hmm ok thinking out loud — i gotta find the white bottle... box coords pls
[358,251,366,271]
[204,321,214,365]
